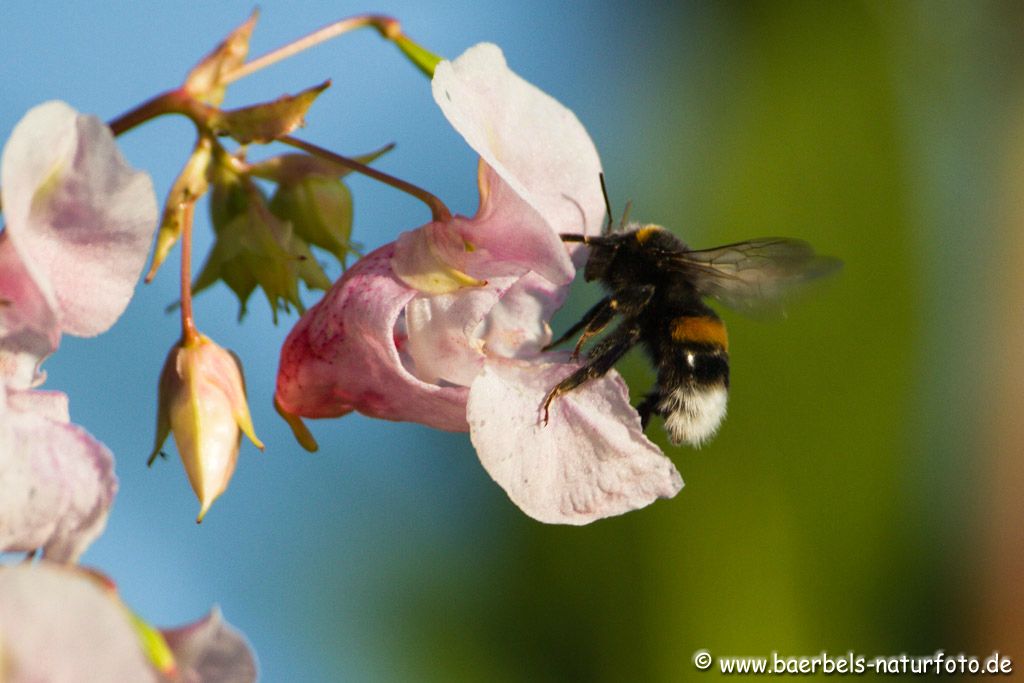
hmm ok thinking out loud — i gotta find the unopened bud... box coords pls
[150,334,263,522]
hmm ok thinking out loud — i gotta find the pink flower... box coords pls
[277,44,682,524]
[0,562,257,682]
[0,101,158,560]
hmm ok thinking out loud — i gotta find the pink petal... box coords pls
[0,563,158,682]
[6,387,69,421]
[461,163,575,285]
[0,331,54,391]
[0,388,117,562]
[161,607,258,683]
[1,101,157,338]
[467,359,683,525]
[276,244,468,431]
[433,44,606,240]
[0,233,59,388]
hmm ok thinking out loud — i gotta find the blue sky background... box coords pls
[5,2,1024,681]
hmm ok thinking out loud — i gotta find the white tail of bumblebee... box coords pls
[660,384,728,447]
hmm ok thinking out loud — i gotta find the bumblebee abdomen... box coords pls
[669,315,729,352]
[642,314,730,447]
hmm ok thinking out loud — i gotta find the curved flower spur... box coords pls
[276,43,684,525]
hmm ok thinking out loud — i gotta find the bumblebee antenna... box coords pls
[621,200,633,230]
[599,173,614,236]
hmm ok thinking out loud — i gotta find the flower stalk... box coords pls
[282,135,451,222]
[222,14,442,84]
[179,200,200,345]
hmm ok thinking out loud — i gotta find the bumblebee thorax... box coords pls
[583,224,688,286]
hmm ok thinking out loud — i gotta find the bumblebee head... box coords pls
[559,232,620,283]
[582,239,618,282]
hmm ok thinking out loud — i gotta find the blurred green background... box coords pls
[362,2,1024,678]
[5,1,1024,680]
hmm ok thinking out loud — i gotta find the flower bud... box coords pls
[194,164,328,321]
[269,172,355,266]
[150,334,263,522]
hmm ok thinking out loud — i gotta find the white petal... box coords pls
[480,271,566,360]
[0,563,157,682]
[0,388,117,562]
[468,359,682,525]
[405,276,516,386]
[433,45,605,239]
[276,244,469,431]
[1,101,158,337]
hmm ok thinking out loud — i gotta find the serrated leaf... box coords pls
[210,81,330,145]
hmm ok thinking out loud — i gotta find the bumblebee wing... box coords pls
[670,238,841,315]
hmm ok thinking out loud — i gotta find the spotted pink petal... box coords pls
[0,563,158,682]
[432,43,606,240]
[161,607,258,683]
[468,358,683,524]
[0,388,117,562]
[0,100,157,338]
[276,244,468,431]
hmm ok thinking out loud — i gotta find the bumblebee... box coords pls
[543,185,840,447]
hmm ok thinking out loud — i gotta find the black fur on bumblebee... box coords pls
[542,178,840,447]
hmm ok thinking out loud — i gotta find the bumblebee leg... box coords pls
[543,296,613,351]
[546,284,654,358]
[637,390,660,428]
[570,303,620,359]
[542,323,641,423]
[570,284,656,357]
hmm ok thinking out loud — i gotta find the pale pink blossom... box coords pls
[161,606,258,683]
[0,562,257,682]
[277,44,683,524]
[0,388,116,562]
[0,101,157,559]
